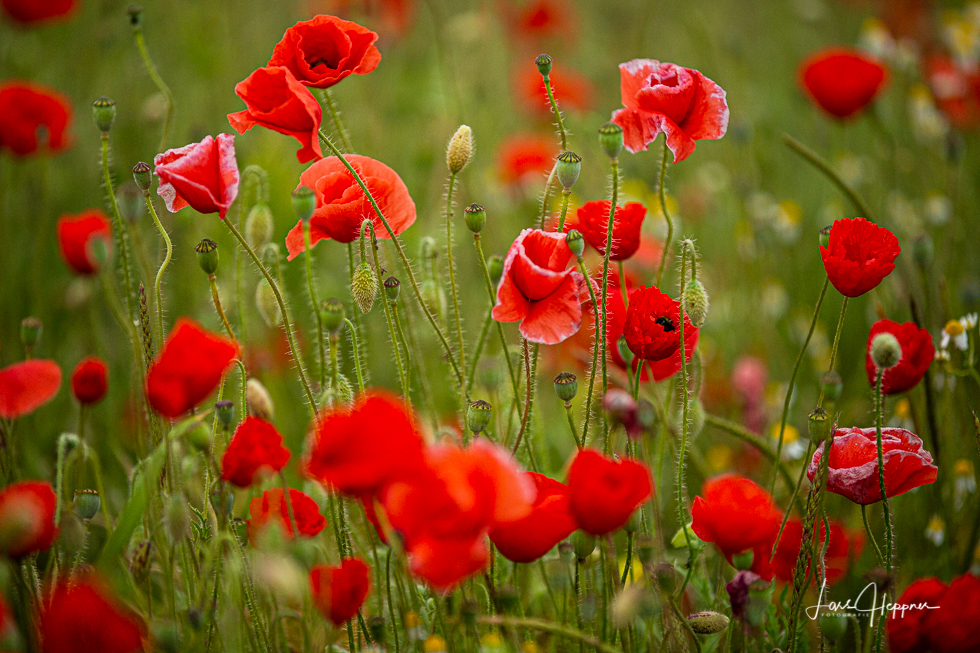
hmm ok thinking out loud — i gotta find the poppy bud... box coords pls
[487,255,504,285]
[215,400,235,430]
[320,298,346,334]
[447,125,474,175]
[558,541,575,564]
[464,203,486,233]
[20,317,42,351]
[166,495,191,542]
[870,332,902,371]
[912,234,933,270]
[467,400,492,433]
[127,3,143,29]
[553,371,578,403]
[255,279,282,328]
[819,225,832,248]
[73,489,100,521]
[195,238,219,276]
[287,186,315,223]
[188,609,203,630]
[186,422,211,452]
[617,336,634,366]
[321,374,354,408]
[687,611,730,635]
[637,399,657,432]
[88,236,110,272]
[820,371,843,404]
[808,406,831,442]
[635,537,655,565]
[246,378,275,422]
[572,531,596,560]
[421,279,446,321]
[555,151,582,190]
[565,229,584,258]
[118,183,144,222]
[535,53,553,78]
[246,203,274,249]
[818,613,848,643]
[653,561,676,592]
[420,235,438,260]
[132,161,152,192]
[384,276,401,301]
[92,96,116,134]
[732,549,754,571]
[683,280,709,328]
[130,540,153,582]
[598,122,624,159]
[368,616,387,645]
[351,262,378,314]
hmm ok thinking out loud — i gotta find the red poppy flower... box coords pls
[512,0,572,40]
[1,0,75,24]
[0,480,57,557]
[611,59,729,162]
[800,48,888,120]
[228,66,323,164]
[247,487,326,545]
[820,217,900,297]
[887,576,948,653]
[40,576,145,653]
[771,518,860,586]
[518,63,594,115]
[269,15,380,89]
[362,498,388,544]
[0,80,73,157]
[0,359,61,420]
[489,472,578,563]
[568,200,646,261]
[285,154,416,258]
[310,558,371,625]
[691,474,783,581]
[154,134,240,218]
[145,319,239,418]
[56,210,112,275]
[623,285,696,363]
[71,356,108,405]
[221,417,291,488]
[497,134,554,185]
[865,320,934,395]
[926,54,980,130]
[304,391,425,498]
[566,448,652,536]
[492,228,585,345]
[887,574,980,653]
[808,427,938,505]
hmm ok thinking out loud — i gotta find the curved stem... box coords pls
[674,243,695,601]
[655,140,673,287]
[364,221,409,398]
[444,172,467,402]
[543,76,567,152]
[144,193,172,341]
[208,277,237,345]
[538,164,558,230]
[861,504,885,567]
[133,29,174,152]
[466,309,493,396]
[783,133,876,222]
[474,235,522,415]
[512,339,533,456]
[343,318,365,395]
[818,297,850,406]
[599,158,619,452]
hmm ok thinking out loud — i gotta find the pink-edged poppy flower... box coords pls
[154,134,240,218]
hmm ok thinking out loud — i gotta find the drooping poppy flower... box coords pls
[623,285,696,363]
[310,558,371,625]
[611,59,729,162]
[566,448,652,536]
[864,320,934,395]
[71,356,108,405]
[887,574,980,653]
[771,518,862,586]
[0,80,73,157]
[284,155,416,258]
[0,359,61,420]
[56,210,112,275]
[820,217,900,297]
[567,200,646,261]
[691,474,783,581]
[269,15,381,89]
[221,417,291,488]
[808,427,937,505]
[492,228,585,345]
[145,319,239,418]
[1,0,76,24]
[228,66,323,164]
[40,576,145,653]
[886,576,948,653]
[800,47,888,120]
[247,487,326,545]
[154,134,240,218]
[518,63,594,115]
[304,391,425,498]
[0,480,58,557]
[489,472,578,563]
[497,134,554,185]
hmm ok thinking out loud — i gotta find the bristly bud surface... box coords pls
[351,262,378,314]
[683,279,708,328]
[871,332,902,370]
[447,125,473,174]
[291,186,316,222]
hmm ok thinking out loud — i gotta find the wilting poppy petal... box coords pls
[247,487,326,545]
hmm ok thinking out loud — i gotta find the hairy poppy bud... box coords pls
[255,279,282,328]
[246,378,275,422]
[572,531,596,560]
[555,151,582,190]
[732,549,754,571]
[351,262,378,314]
[487,255,504,285]
[447,125,474,174]
[598,122,624,159]
[464,203,486,233]
[819,225,832,249]
[320,298,346,334]
[820,371,843,404]
[20,317,42,351]
[291,185,316,222]
[683,280,709,328]
[565,229,584,258]
[818,613,848,643]
[653,561,676,591]
[671,524,706,553]
[246,203,274,249]
[73,489,100,522]
[617,336,633,365]
[384,276,401,301]
[321,373,354,408]
[871,332,902,371]
[808,406,831,442]
[912,234,933,270]
[92,96,116,134]
[467,400,492,434]
[553,371,578,403]
[535,53,553,78]
[186,422,211,452]
[687,611,730,634]
[215,400,235,430]
[132,161,152,192]
[195,238,219,276]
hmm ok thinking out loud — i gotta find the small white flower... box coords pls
[941,318,970,351]
[925,515,945,547]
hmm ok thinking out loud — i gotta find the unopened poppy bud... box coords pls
[291,186,316,222]
[467,400,492,433]
[132,161,152,192]
[186,422,211,452]
[617,336,633,365]
[246,203,274,248]
[487,255,504,285]
[88,236,110,271]
[320,298,346,333]
[808,406,831,442]
[637,399,657,432]
[384,276,401,301]
[255,279,282,328]
[535,53,553,78]
[464,203,486,233]
[687,611,730,634]
[195,238,219,276]
[732,549,754,571]
[599,122,624,159]
[558,541,575,564]
[351,262,378,314]
[127,3,143,29]
[653,561,676,591]
[819,225,832,248]
[320,373,354,408]
[92,96,116,133]
[166,495,191,541]
[553,371,578,403]
[215,400,235,430]
[572,531,596,560]
[420,235,438,260]
[683,280,709,328]
[565,229,584,258]
[118,183,144,222]
[820,371,843,404]
[555,151,582,190]
[871,332,902,370]
[818,613,848,643]
[130,540,153,582]
[447,125,474,174]
[913,234,933,270]
[421,279,445,320]
[73,489,100,521]
[246,378,275,422]
[671,524,706,552]
[20,317,42,350]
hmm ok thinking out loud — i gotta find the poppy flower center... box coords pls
[655,316,676,332]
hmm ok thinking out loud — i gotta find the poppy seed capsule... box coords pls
[291,186,316,222]
[535,53,553,78]
[871,332,902,371]
[565,229,584,258]
[572,531,596,560]
[132,161,152,192]
[818,613,848,643]
[195,238,219,276]
[246,203,274,249]
[73,489,100,521]
[351,262,378,314]
[808,406,831,442]
[92,96,116,134]
[487,255,504,285]
[687,611,730,635]
[553,371,578,403]
[819,225,832,248]
[320,298,346,333]
[467,400,492,433]
[555,151,582,190]
[682,279,709,328]
[255,279,282,328]
[598,122,624,159]
[384,276,401,301]
[464,203,486,233]
[19,317,42,349]
[214,400,235,430]
[447,125,474,174]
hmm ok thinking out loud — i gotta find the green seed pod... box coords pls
[92,96,116,134]
[565,229,584,258]
[73,489,101,522]
[291,186,316,222]
[215,400,235,430]
[732,549,754,571]
[351,262,378,314]
[246,203,274,249]
[384,275,401,301]
[553,371,578,403]
[255,279,282,328]
[572,531,596,560]
[186,422,211,452]
[132,161,152,192]
[447,125,474,175]
[487,255,504,285]
[535,53,553,78]
[555,151,582,190]
[20,317,42,350]
[420,235,438,260]
[246,378,275,422]
[598,122,624,159]
[818,612,849,643]
[808,406,831,442]
[320,298,346,334]
[687,611,730,635]
[871,332,902,370]
[683,279,709,328]
[819,225,832,249]
[466,400,492,433]
[464,203,486,233]
[195,238,219,276]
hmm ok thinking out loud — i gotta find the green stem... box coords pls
[875,370,893,573]
[555,189,572,233]
[100,135,136,320]
[320,89,354,154]
[543,76,568,152]
[466,309,493,396]
[818,297,849,406]
[564,403,582,449]
[364,221,409,398]
[783,133,876,222]
[599,158,619,452]
[655,139,673,287]
[576,259,601,446]
[208,276,237,345]
[478,616,620,653]
[511,339,534,456]
[144,192,172,341]
[444,172,468,403]
[861,504,885,567]
[473,235,522,415]
[343,318,365,395]
[133,29,174,152]
[303,220,327,388]
[674,243,695,601]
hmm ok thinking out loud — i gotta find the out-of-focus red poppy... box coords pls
[567,200,646,261]
[310,558,371,625]
[221,417,291,488]
[0,480,57,557]
[40,576,145,653]
[691,474,783,580]
[800,47,888,120]
[887,574,980,653]
[511,0,572,40]
[771,518,862,585]
[518,63,594,115]
[732,356,768,435]
[566,448,652,536]
[926,54,980,130]
[269,15,380,89]
[623,285,695,362]
[303,0,414,37]
[247,487,326,545]
[492,228,585,345]
[56,210,112,276]
[362,498,388,544]
[304,391,425,498]
[887,576,948,653]
[489,472,578,563]
[71,356,108,405]
[497,134,554,185]
[228,66,323,164]
[611,59,728,162]
[0,359,61,420]
[154,134,240,218]
[285,155,416,257]
[0,80,73,157]
[1,0,75,24]
[820,217,900,298]
[808,427,937,505]
[145,319,239,418]
[865,319,934,395]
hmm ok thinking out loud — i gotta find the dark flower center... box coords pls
[655,316,676,332]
